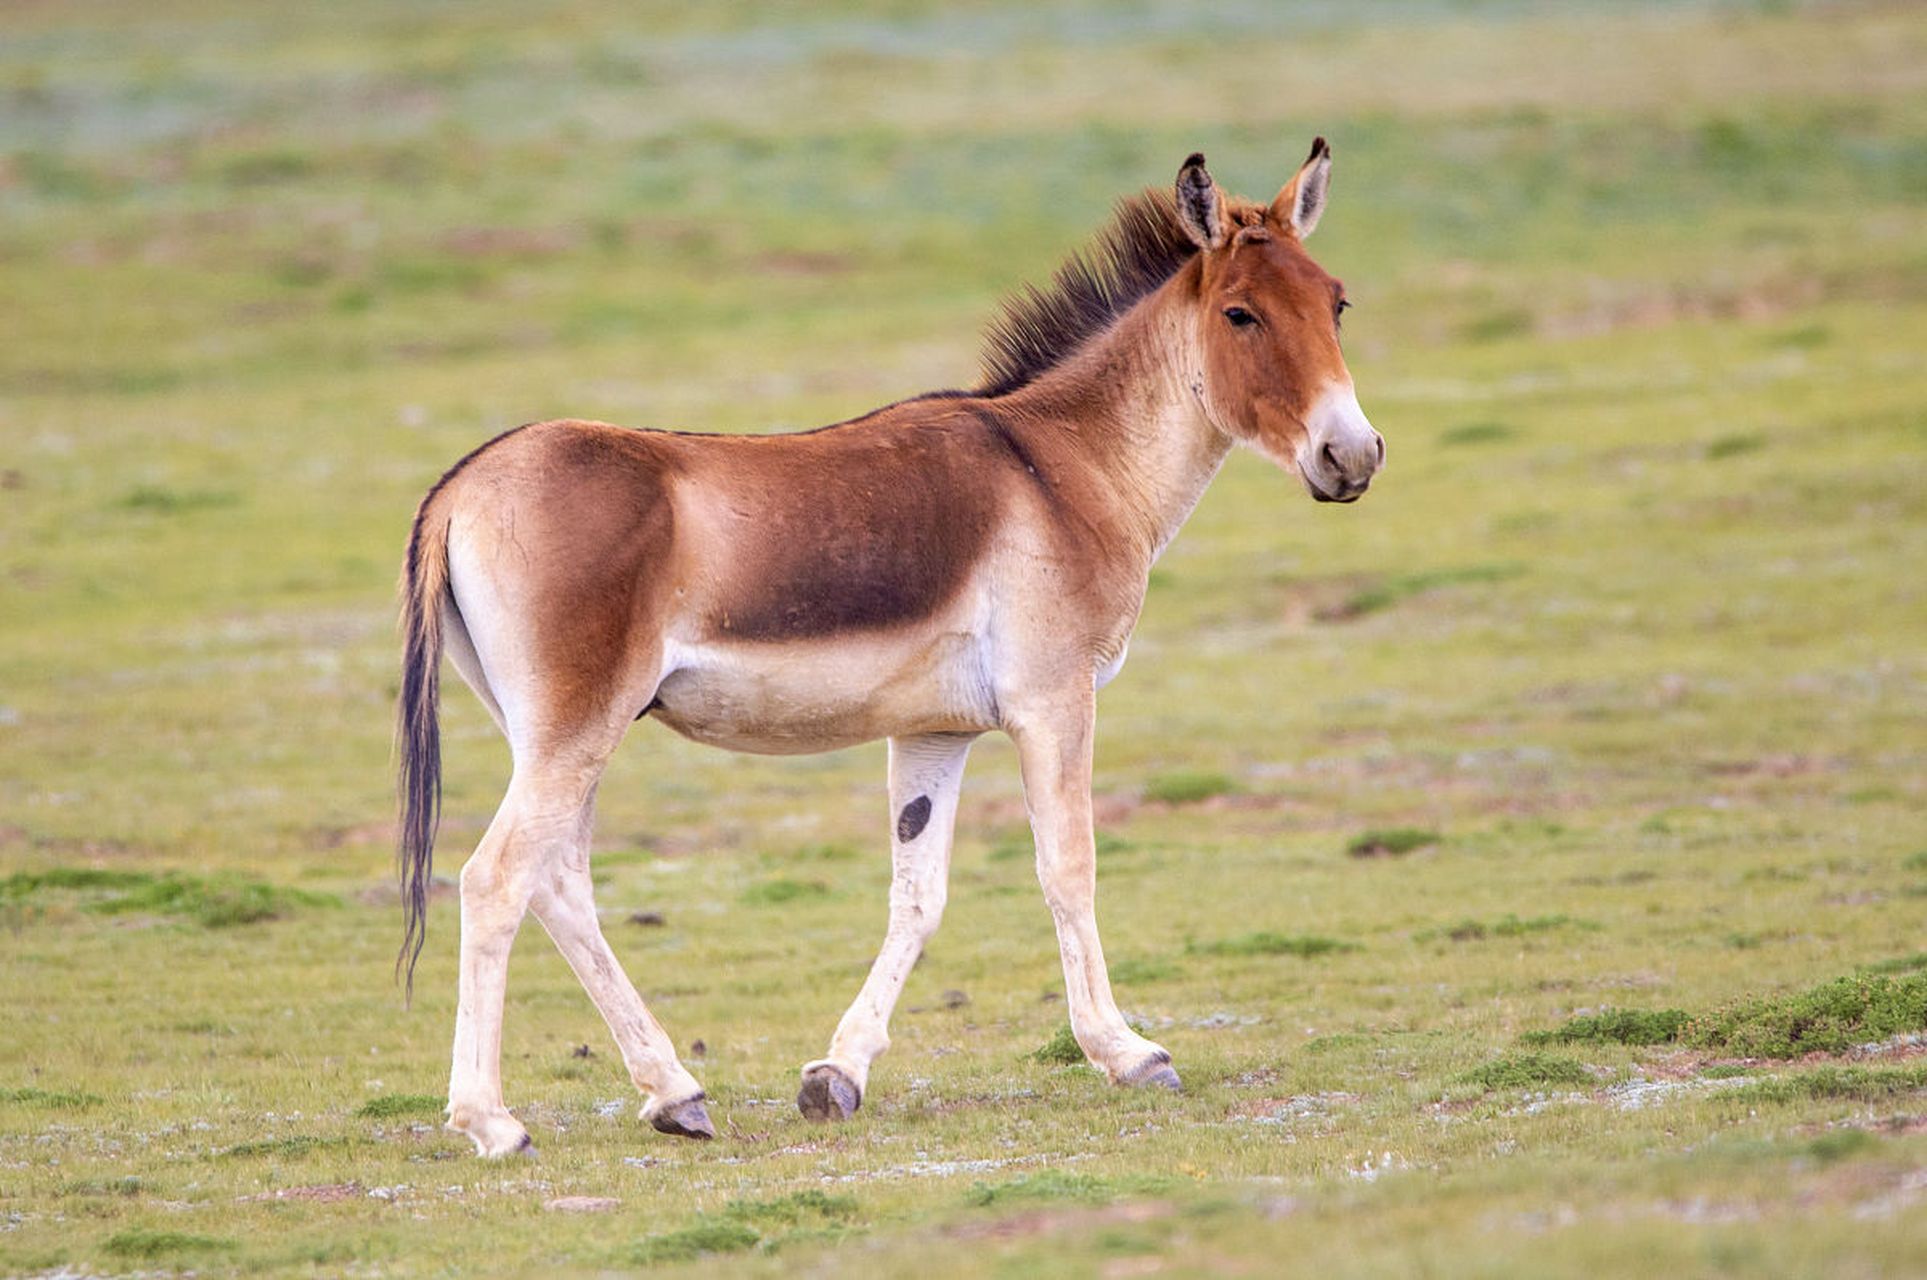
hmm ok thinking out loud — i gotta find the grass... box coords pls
[2,868,338,928]
[1188,932,1360,958]
[1346,827,1441,858]
[1522,1008,1691,1047]
[1029,1024,1086,1066]
[1683,973,1927,1059]
[1142,770,1237,804]
[102,1229,234,1259]
[1455,1053,1597,1092]
[1420,914,1588,943]
[353,1092,444,1119]
[2,0,1926,1276]
[0,1087,104,1109]
[630,1221,762,1265]
[1737,1065,1927,1104]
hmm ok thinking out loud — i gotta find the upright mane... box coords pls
[976,188,1202,398]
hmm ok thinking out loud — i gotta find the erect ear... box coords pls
[1174,152,1229,251]
[1270,136,1332,239]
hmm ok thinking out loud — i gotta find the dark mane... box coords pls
[976,188,1200,398]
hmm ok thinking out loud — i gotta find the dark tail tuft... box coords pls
[394,502,451,1004]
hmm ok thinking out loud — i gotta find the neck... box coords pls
[995,271,1233,567]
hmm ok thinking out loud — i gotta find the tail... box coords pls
[394,499,452,1004]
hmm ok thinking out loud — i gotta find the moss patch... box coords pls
[629,1220,762,1264]
[1456,1053,1596,1091]
[1347,827,1442,858]
[2,868,335,928]
[1029,1024,1085,1066]
[103,1228,234,1259]
[1683,974,1927,1058]
[354,1093,443,1120]
[1522,1008,1690,1047]
[1189,933,1358,958]
[1737,1065,1927,1104]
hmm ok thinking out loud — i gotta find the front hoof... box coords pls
[796,1063,862,1121]
[1120,1051,1183,1092]
[647,1094,715,1141]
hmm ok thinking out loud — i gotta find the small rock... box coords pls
[689,1039,707,1059]
[940,989,969,1010]
[628,910,666,927]
[572,1044,594,1059]
[545,1195,619,1214]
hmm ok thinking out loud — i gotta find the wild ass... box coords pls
[396,142,1384,1155]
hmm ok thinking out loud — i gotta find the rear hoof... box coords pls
[647,1094,715,1140]
[796,1063,862,1121]
[1120,1051,1183,1092]
[449,1106,534,1158]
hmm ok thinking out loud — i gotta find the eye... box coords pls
[1335,298,1351,326]
[1223,305,1258,328]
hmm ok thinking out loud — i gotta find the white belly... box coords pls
[649,629,996,754]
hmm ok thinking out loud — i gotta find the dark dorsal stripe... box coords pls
[977,187,1200,398]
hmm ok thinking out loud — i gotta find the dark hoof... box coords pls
[648,1094,714,1140]
[796,1064,862,1121]
[1121,1051,1182,1092]
[1134,1064,1183,1091]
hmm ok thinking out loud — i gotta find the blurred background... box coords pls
[1,2,1923,1273]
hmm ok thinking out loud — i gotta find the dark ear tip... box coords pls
[1181,151,1207,173]
[1308,136,1330,162]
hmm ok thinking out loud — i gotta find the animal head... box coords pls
[1176,142,1383,503]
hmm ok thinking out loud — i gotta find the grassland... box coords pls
[2,0,1925,1275]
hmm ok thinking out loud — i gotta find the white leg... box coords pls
[531,835,712,1139]
[798,732,975,1120]
[445,763,606,1156]
[1010,695,1177,1088]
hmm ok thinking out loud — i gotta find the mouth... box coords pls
[1304,473,1367,504]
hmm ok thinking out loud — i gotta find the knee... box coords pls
[1034,856,1095,908]
[890,883,947,940]
[459,852,539,930]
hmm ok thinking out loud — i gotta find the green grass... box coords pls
[1737,1065,1927,1104]
[3,0,1926,1276]
[1521,1008,1691,1047]
[102,1229,234,1260]
[1456,1053,1598,1092]
[1188,932,1360,958]
[3,868,338,927]
[353,1092,444,1119]
[0,1087,104,1110]
[629,1220,763,1264]
[1029,1024,1086,1066]
[1683,973,1927,1058]
[1346,827,1441,858]
[1420,914,1589,944]
[1142,770,1237,804]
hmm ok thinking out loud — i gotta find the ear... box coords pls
[1174,152,1229,251]
[1270,136,1332,239]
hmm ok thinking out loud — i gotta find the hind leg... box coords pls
[799,733,975,1120]
[445,758,611,1156]
[531,839,711,1139]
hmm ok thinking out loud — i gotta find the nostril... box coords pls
[1374,433,1386,466]
[1320,442,1339,473]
